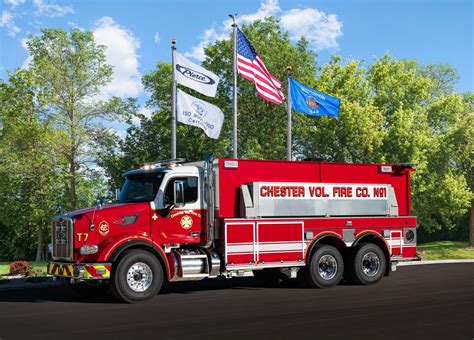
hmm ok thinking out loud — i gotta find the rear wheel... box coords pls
[111,250,164,303]
[349,243,386,285]
[305,245,344,288]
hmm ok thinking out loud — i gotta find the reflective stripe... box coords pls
[227,242,304,254]
[47,262,111,279]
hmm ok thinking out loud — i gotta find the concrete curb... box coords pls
[398,259,474,266]
[0,277,66,292]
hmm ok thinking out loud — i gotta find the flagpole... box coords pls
[171,39,177,159]
[286,66,292,161]
[230,13,238,158]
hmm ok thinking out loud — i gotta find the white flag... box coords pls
[174,53,219,97]
[177,89,224,139]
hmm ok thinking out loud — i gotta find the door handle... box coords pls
[189,232,200,237]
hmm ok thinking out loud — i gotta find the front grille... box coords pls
[52,217,73,261]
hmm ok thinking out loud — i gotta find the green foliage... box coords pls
[0,69,66,260]
[0,28,136,260]
[0,18,472,262]
[100,17,472,238]
[26,28,134,210]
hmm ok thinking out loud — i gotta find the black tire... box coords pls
[111,250,164,303]
[252,268,283,286]
[349,243,386,285]
[305,245,344,288]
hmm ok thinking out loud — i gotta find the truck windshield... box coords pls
[118,172,165,203]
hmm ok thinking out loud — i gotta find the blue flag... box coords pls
[289,78,340,118]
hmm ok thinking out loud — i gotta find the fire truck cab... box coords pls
[48,155,417,303]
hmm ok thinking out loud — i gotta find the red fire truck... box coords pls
[48,155,417,302]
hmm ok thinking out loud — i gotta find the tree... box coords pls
[97,17,472,240]
[0,69,66,261]
[109,18,317,171]
[368,57,472,235]
[26,28,133,210]
[296,56,386,163]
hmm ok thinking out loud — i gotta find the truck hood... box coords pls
[65,203,131,218]
[66,202,151,236]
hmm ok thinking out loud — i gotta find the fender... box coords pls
[353,230,391,276]
[103,236,171,279]
[305,231,345,260]
[353,230,390,252]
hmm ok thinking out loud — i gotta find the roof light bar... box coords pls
[142,158,187,169]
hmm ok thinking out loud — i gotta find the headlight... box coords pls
[80,244,98,255]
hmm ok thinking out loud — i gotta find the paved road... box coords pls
[0,264,473,340]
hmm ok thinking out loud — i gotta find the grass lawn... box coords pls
[0,261,48,277]
[417,241,474,260]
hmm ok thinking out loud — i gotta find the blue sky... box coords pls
[0,0,472,130]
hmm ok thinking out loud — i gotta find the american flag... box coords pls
[237,28,284,105]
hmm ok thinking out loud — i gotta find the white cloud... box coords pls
[185,0,342,60]
[33,0,74,18]
[131,107,153,125]
[0,10,20,36]
[20,37,32,68]
[185,25,226,61]
[4,0,25,8]
[238,0,281,24]
[93,17,142,99]
[185,0,281,61]
[281,8,342,51]
[154,32,160,44]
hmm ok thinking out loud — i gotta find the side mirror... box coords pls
[174,180,185,206]
[97,198,105,209]
[115,188,121,202]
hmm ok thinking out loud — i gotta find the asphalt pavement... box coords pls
[0,263,472,340]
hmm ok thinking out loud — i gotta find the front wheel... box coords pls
[305,245,344,288]
[111,250,164,303]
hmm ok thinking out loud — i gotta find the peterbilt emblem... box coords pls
[176,64,215,85]
[99,221,110,236]
[180,215,193,230]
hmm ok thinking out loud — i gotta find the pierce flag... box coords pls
[236,28,284,105]
[176,89,224,139]
[174,53,219,97]
[289,78,340,118]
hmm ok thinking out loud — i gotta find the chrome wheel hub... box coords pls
[318,254,338,280]
[362,252,380,277]
[126,262,153,292]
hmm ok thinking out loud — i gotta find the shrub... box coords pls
[9,261,31,276]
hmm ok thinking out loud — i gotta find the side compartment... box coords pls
[224,219,306,270]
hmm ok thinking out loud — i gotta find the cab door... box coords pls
[151,175,204,244]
